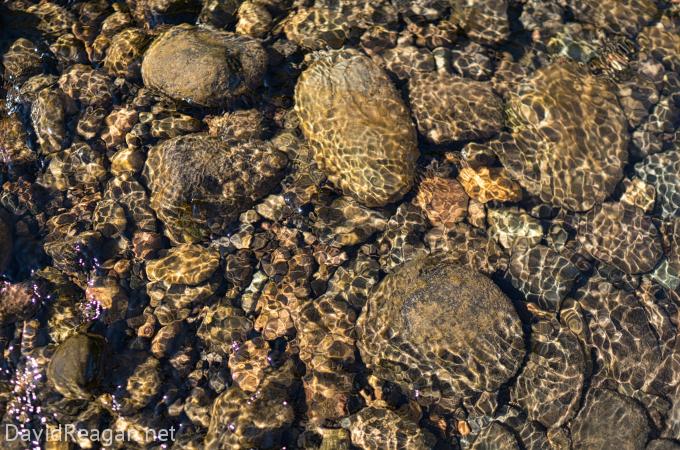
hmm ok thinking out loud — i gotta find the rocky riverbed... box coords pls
[0,0,680,449]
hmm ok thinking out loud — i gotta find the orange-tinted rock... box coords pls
[458,166,522,203]
[416,175,469,229]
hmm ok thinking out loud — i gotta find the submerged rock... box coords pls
[450,0,510,45]
[146,244,220,285]
[635,149,680,219]
[3,38,43,82]
[31,88,69,155]
[345,406,435,449]
[470,421,520,450]
[494,62,629,211]
[409,71,504,143]
[568,0,657,38]
[415,172,469,230]
[571,388,650,450]
[638,18,680,73]
[511,311,586,428]
[58,64,115,107]
[141,24,267,107]
[576,276,679,403]
[283,7,352,50]
[577,202,663,274]
[47,333,106,400]
[204,360,298,449]
[295,49,418,207]
[103,28,149,80]
[357,254,525,409]
[458,166,522,204]
[507,244,580,312]
[144,134,287,243]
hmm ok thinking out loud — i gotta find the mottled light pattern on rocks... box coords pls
[508,245,580,312]
[571,388,650,450]
[346,406,436,449]
[103,28,149,80]
[470,421,519,450]
[576,276,679,403]
[141,25,267,107]
[458,166,522,204]
[144,134,287,243]
[635,149,680,219]
[204,361,297,450]
[409,71,504,144]
[283,7,352,50]
[568,0,657,38]
[415,174,468,229]
[450,0,510,45]
[1,0,679,447]
[494,62,629,211]
[638,18,680,73]
[146,244,219,285]
[295,49,418,207]
[358,254,525,409]
[511,312,586,428]
[487,207,543,250]
[577,203,663,274]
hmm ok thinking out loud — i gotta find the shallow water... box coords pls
[0,0,679,449]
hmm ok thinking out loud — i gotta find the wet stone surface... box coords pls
[0,0,679,448]
[294,48,419,207]
[141,24,267,107]
[357,254,525,410]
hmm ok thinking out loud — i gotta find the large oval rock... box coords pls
[294,49,418,207]
[141,24,267,107]
[144,134,287,243]
[494,61,628,211]
[47,333,106,400]
[357,254,525,408]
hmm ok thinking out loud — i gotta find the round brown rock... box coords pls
[494,61,629,212]
[47,333,106,400]
[357,254,525,408]
[144,133,287,243]
[141,24,267,107]
[294,49,418,207]
[571,388,650,450]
